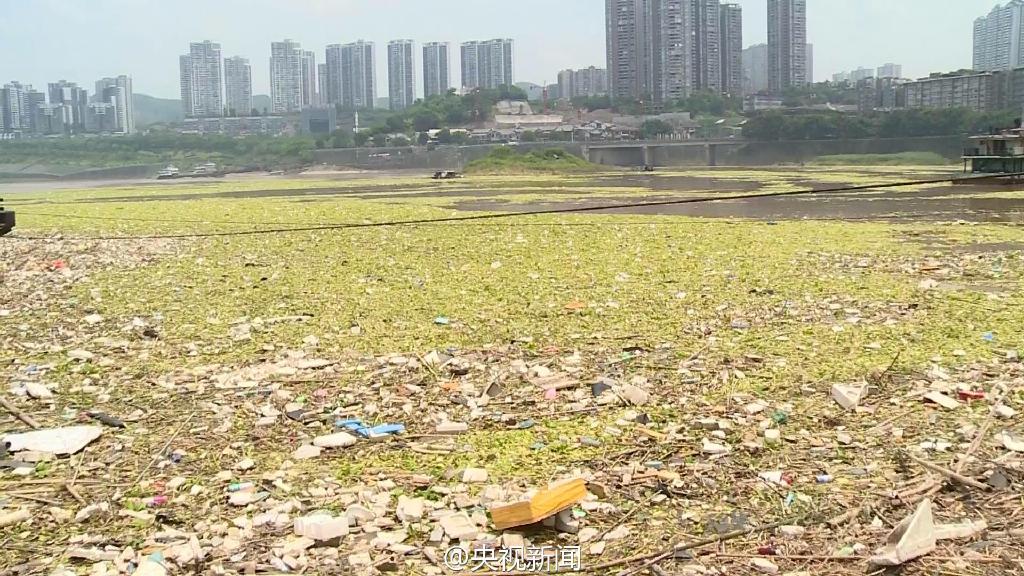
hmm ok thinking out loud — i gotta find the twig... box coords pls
[881,350,901,377]
[710,553,1006,563]
[64,483,87,505]
[134,411,195,486]
[0,478,105,486]
[866,407,916,435]
[1,397,40,429]
[9,493,60,506]
[953,385,1012,474]
[827,504,864,527]
[906,453,990,492]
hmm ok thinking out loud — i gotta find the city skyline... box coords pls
[0,1,1000,100]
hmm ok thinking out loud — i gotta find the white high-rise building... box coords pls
[423,42,451,98]
[301,50,317,107]
[94,75,134,134]
[767,0,808,92]
[0,82,29,134]
[180,40,223,118]
[877,63,902,79]
[341,40,376,109]
[224,56,252,116]
[270,39,303,113]
[388,40,416,110]
[974,1,1024,71]
[460,39,513,91]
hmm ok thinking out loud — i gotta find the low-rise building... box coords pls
[179,116,289,136]
[903,72,996,112]
[300,107,337,135]
[744,94,785,112]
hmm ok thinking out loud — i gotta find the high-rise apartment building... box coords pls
[341,40,376,109]
[270,39,303,113]
[48,80,89,131]
[461,42,481,90]
[767,0,807,92]
[224,57,253,116]
[460,39,513,91]
[25,89,45,134]
[741,43,769,94]
[0,82,30,134]
[388,40,416,111]
[301,50,317,107]
[692,0,722,93]
[606,0,650,100]
[557,67,609,100]
[719,3,743,96]
[423,42,451,98]
[974,1,1024,71]
[94,75,134,133]
[606,0,741,103]
[180,41,223,118]
[324,45,344,106]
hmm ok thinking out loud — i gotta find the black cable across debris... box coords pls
[2,172,1021,241]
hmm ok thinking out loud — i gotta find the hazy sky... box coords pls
[0,0,1002,99]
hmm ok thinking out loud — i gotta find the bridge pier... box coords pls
[642,145,652,167]
[707,143,717,167]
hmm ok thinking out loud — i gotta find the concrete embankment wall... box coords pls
[719,135,965,166]
[588,135,966,167]
[0,163,163,180]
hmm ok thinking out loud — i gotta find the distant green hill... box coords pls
[133,94,184,127]
[131,93,288,126]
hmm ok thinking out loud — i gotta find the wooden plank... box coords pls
[489,478,587,530]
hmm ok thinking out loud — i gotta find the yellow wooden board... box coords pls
[489,478,588,530]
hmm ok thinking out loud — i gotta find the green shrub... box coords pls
[464,147,596,174]
[810,152,952,166]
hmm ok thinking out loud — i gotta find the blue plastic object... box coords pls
[336,418,406,438]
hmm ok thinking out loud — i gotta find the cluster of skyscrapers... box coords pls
[1,76,134,137]
[606,0,808,104]
[178,38,514,118]
[606,0,744,104]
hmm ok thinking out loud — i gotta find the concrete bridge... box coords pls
[581,140,745,167]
